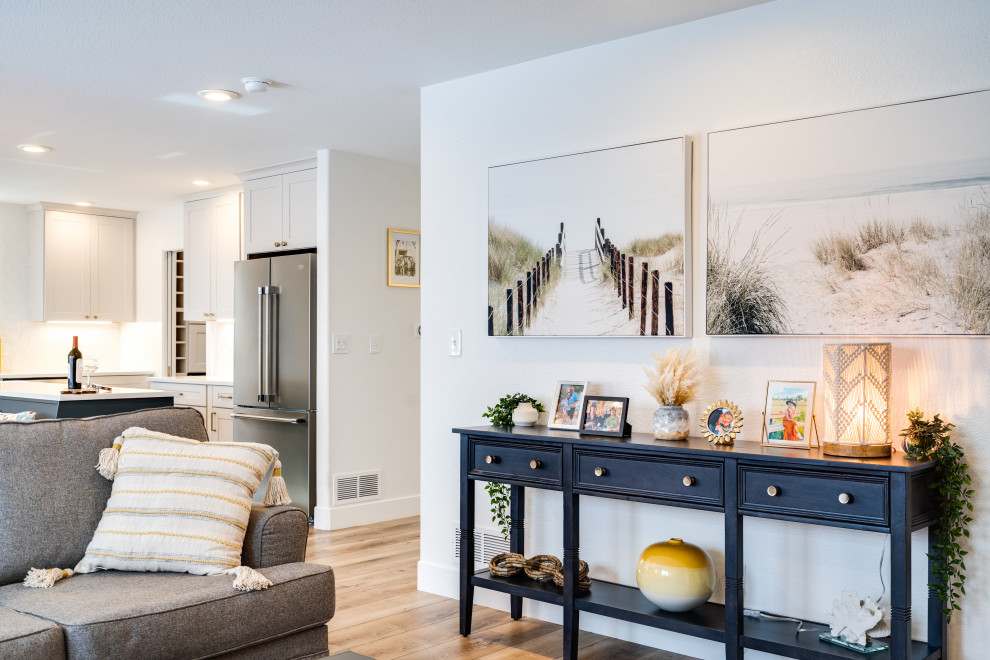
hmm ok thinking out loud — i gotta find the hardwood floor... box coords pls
[305,517,692,660]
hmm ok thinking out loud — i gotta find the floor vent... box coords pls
[452,523,510,564]
[333,470,381,504]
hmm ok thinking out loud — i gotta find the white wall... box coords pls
[118,203,184,375]
[315,150,421,529]
[419,1,990,658]
[0,202,124,373]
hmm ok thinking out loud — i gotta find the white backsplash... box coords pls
[206,320,234,381]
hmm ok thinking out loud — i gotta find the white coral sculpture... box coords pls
[643,347,699,407]
[826,589,884,647]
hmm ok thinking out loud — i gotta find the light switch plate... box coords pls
[449,329,462,357]
[369,334,382,354]
[332,334,349,354]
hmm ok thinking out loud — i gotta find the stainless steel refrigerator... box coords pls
[233,253,316,518]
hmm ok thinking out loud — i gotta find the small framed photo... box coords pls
[700,400,744,445]
[579,396,630,437]
[548,380,588,431]
[387,228,421,287]
[762,380,818,449]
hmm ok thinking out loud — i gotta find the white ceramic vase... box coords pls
[653,405,690,440]
[512,401,539,427]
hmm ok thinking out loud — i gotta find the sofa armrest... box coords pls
[241,504,309,568]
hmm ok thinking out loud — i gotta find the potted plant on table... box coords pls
[900,408,973,622]
[481,393,545,539]
[644,347,699,440]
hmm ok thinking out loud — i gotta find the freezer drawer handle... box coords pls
[231,413,306,425]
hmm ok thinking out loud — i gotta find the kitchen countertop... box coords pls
[0,370,154,380]
[147,376,234,387]
[0,381,174,402]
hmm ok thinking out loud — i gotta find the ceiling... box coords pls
[0,0,770,211]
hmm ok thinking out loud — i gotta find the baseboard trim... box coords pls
[312,494,419,530]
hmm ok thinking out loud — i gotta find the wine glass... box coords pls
[80,358,99,390]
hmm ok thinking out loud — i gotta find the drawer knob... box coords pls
[838,492,852,504]
[594,467,606,477]
[530,460,541,470]
[485,455,498,464]
[767,485,780,497]
[274,241,280,247]
[683,476,695,487]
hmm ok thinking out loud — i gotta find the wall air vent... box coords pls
[333,470,381,504]
[452,523,510,564]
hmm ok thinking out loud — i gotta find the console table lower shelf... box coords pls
[455,425,945,660]
[471,569,940,659]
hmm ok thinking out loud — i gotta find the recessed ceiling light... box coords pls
[197,89,240,102]
[18,144,52,153]
[192,180,213,186]
[75,201,93,207]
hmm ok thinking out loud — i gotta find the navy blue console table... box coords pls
[455,425,945,659]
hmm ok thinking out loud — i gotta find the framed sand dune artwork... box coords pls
[707,89,990,336]
[487,137,692,337]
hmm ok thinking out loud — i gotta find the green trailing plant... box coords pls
[900,408,973,621]
[482,393,545,539]
[482,393,544,428]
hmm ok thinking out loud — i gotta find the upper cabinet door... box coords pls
[44,211,91,321]
[282,168,317,249]
[212,193,241,320]
[244,175,283,254]
[184,199,214,321]
[90,215,134,322]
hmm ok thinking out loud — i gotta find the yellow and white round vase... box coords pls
[635,538,716,612]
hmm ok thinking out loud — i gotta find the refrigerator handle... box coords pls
[258,286,269,403]
[268,286,280,401]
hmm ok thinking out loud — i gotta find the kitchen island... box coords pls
[0,381,175,419]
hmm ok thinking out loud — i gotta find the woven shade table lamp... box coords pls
[822,343,892,457]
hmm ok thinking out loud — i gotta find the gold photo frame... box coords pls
[761,380,820,449]
[387,228,421,288]
[700,400,743,445]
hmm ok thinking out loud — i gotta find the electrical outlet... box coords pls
[449,329,462,357]
[369,334,382,354]
[332,334,349,354]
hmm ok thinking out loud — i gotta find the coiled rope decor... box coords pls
[488,552,592,591]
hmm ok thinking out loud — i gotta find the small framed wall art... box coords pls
[548,380,588,431]
[700,400,743,445]
[387,228,421,287]
[761,380,819,449]
[579,396,631,437]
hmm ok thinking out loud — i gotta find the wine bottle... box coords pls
[67,336,82,390]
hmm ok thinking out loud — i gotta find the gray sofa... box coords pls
[0,407,334,659]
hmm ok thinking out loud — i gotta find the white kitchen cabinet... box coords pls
[28,205,135,322]
[242,166,316,254]
[147,379,234,442]
[184,192,240,321]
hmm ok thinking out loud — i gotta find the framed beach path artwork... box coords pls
[388,228,420,288]
[762,380,817,449]
[487,137,692,337]
[707,89,990,335]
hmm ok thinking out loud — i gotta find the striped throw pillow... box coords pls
[73,427,279,577]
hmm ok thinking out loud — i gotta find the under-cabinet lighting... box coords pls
[75,201,92,207]
[191,179,213,186]
[18,144,52,153]
[47,321,113,326]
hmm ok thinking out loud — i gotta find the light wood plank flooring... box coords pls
[306,516,691,660]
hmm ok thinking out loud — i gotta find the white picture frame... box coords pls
[548,380,588,431]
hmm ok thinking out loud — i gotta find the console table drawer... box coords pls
[575,451,723,506]
[470,440,562,486]
[739,466,889,526]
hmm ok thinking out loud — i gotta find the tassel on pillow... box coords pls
[225,566,272,591]
[24,568,73,588]
[263,460,292,506]
[96,436,124,480]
